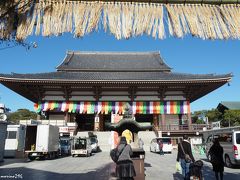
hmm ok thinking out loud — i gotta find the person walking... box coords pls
[138,138,144,149]
[209,138,224,180]
[115,136,136,180]
[158,139,164,155]
[177,135,195,180]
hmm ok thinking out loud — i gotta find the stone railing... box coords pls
[19,119,77,127]
[158,124,211,131]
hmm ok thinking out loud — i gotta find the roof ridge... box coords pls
[221,101,240,103]
[154,52,172,70]
[66,51,160,55]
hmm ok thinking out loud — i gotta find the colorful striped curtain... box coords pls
[34,101,191,115]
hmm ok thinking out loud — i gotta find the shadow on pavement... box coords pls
[0,155,75,166]
[203,163,240,180]
[172,160,240,180]
[0,162,113,180]
[0,158,29,166]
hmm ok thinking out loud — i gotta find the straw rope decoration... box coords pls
[0,0,15,40]
[2,0,240,40]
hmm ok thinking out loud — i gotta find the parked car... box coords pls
[205,129,240,168]
[71,136,92,157]
[150,137,173,153]
[89,136,100,153]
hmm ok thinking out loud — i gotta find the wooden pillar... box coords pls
[188,112,192,130]
[99,115,104,131]
[153,115,158,130]
[178,114,182,125]
[64,112,69,124]
[187,100,192,130]
[161,114,166,131]
[160,97,165,131]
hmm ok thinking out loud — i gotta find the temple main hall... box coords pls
[0,51,232,140]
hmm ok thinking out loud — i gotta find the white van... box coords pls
[150,137,173,153]
[205,130,240,168]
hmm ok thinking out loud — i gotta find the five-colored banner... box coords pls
[34,101,190,114]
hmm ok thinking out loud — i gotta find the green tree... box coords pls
[192,110,208,123]
[195,119,205,124]
[206,108,222,122]
[223,110,240,126]
[8,109,37,124]
[192,109,222,124]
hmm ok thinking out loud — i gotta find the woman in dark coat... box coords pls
[209,138,224,180]
[116,136,136,180]
[177,135,195,180]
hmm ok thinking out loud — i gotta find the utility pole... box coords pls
[204,116,209,129]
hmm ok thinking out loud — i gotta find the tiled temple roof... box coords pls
[0,71,232,81]
[0,51,232,82]
[56,51,172,72]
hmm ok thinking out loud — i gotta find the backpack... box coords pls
[110,145,126,163]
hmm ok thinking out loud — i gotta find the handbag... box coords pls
[180,142,192,163]
[110,144,126,163]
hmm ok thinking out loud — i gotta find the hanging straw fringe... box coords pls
[1,0,240,40]
[0,0,20,40]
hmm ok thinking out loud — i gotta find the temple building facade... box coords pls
[0,51,232,139]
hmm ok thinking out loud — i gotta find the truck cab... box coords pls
[59,137,71,156]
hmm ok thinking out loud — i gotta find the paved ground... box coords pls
[0,150,240,180]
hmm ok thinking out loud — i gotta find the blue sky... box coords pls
[0,32,239,112]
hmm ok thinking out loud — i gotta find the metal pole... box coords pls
[205,117,209,129]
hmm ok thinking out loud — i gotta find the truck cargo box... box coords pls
[36,125,59,152]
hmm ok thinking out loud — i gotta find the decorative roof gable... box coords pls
[218,101,240,111]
